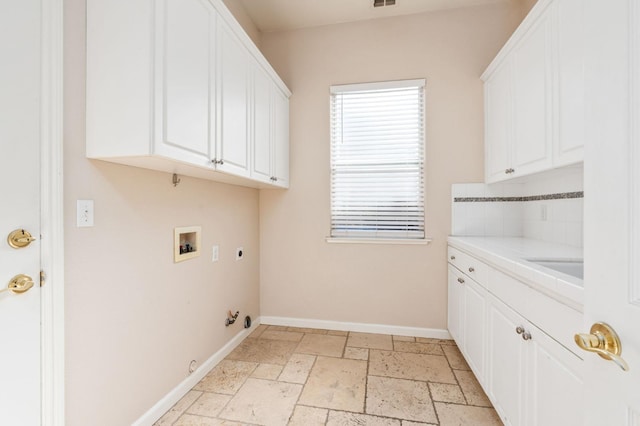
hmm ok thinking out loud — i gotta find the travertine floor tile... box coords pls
[416,337,456,345]
[226,338,298,365]
[369,350,456,384]
[288,327,329,335]
[393,335,415,342]
[193,360,257,394]
[259,330,304,342]
[154,390,202,425]
[279,353,316,384]
[344,347,369,361]
[442,345,471,370]
[158,327,499,425]
[366,376,438,423]
[219,378,302,425]
[298,356,367,412]
[454,369,492,407]
[435,402,502,426]
[174,414,238,425]
[247,325,268,339]
[428,382,466,404]
[347,332,393,350]
[393,341,444,356]
[327,411,400,426]
[251,363,283,380]
[288,405,327,425]
[186,393,232,417]
[295,334,346,357]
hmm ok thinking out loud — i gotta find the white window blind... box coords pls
[330,79,425,240]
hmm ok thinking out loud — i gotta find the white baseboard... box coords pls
[260,316,451,340]
[133,318,262,426]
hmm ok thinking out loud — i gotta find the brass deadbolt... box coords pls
[7,229,36,249]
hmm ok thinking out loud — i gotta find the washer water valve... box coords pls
[225,310,240,326]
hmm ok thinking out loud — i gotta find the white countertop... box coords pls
[448,236,583,310]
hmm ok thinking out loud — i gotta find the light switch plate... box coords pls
[77,200,94,227]
[212,245,219,262]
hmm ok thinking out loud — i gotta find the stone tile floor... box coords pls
[155,325,502,426]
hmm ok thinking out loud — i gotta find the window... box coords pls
[330,79,425,240]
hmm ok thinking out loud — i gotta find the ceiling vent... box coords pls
[373,0,396,7]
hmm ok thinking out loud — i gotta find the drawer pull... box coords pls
[516,326,524,335]
[450,255,456,260]
[522,331,532,341]
[468,267,475,273]
[457,277,465,284]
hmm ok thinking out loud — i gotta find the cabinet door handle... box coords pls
[468,267,475,273]
[522,331,532,341]
[457,277,465,284]
[450,255,456,260]
[516,326,525,334]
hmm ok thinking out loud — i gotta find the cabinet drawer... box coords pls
[448,246,489,286]
[488,268,582,357]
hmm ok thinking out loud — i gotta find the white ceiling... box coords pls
[238,0,512,32]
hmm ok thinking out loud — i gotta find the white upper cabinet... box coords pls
[512,13,553,175]
[156,0,214,167]
[250,62,290,188]
[485,60,513,182]
[273,88,290,187]
[86,0,291,188]
[483,0,583,183]
[251,63,273,184]
[554,0,585,166]
[218,22,250,177]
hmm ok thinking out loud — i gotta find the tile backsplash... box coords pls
[451,166,583,247]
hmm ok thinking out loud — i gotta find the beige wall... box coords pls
[222,0,261,47]
[258,4,526,329]
[64,0,260,424]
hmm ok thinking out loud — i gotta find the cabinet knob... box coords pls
[457,277,465,284]
[219,160,224,165]
[516,326,525,334]
[522,331,532,341]
[468,267,475,273]
[450,255,456,260]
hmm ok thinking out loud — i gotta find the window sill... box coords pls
[325,237,433,245]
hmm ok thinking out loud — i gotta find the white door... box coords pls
[0,1,42,424]
[581,0,640,423]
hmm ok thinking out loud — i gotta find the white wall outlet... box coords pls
[540,204,548,221]
[236,247,244,260]
[77,200,94,227]
[212,245,219,262]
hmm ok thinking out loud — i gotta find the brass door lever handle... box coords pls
[574,322,629,372]
[0,274,35,295]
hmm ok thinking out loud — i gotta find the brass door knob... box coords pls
[7,229,36,249]
[575,322,629,371]
[1,274,35,295]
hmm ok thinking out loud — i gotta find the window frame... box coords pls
[327,79,429,244]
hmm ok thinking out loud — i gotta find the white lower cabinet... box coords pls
[448,245,583,426]
[462,276,487,381]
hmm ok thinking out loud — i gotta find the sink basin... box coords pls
[525,258,584,279]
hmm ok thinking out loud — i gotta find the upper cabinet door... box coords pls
[554,0,585,166]
[512,12,553,176]
[251,64,272,184]
[218,23,250,176]
[485,60,512,183]
[155,0,214,167]
[273,88,290,187]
